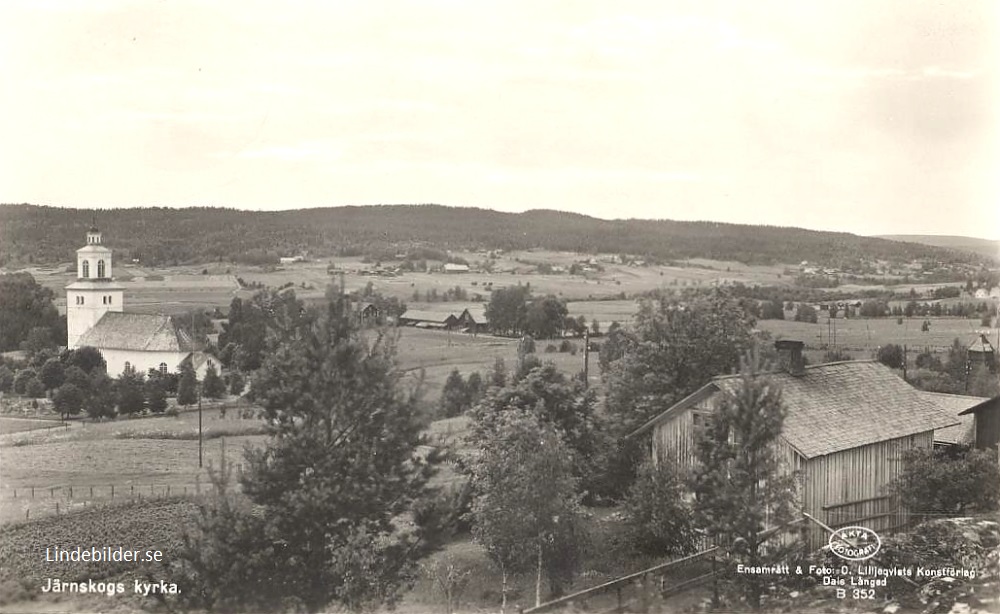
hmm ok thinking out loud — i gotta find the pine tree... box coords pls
[174,298,444,613]
[690,353,796,610]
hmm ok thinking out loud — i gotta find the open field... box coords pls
[20,250,802,318]
[567,299,641,326]
[0,406,265,524]
[394,327,599,398]
[757,315,998,355]
[0,417,69,436]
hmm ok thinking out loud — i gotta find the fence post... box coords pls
[711,555,719,607]
[31,487,34,499]
[111,485,115,498]
[90,486,93,497]
[69,486,73,499]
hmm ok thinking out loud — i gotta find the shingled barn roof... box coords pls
[76,312,200,352]
[920,391,986,445]
[631,361,960,459]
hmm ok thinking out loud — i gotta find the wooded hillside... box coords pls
[1,203,991,268]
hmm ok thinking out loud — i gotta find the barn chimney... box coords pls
[775,340,805,376]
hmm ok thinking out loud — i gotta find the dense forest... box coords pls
[0,203,992,268]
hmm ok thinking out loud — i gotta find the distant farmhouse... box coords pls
[398,304,489,333]
[354,302,382,325]
[66,226,213,379]
[443,263,470,274]
[630,341,959,548]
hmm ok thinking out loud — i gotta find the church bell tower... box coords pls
[66,225,125,348]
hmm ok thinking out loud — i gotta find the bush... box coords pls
[889,446,1000,516]
[12,368,37,395]
[558,339,575,353]
[622,460,697,557]
[876,344,905,369]
[822,350,852,363]
[544,344,558,353]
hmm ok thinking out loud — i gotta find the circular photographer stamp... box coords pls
[828,526,882,561]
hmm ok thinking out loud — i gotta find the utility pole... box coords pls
[198,386,203,469]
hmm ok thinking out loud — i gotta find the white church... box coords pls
[66,226,213,379]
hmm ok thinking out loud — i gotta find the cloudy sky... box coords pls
[1,1,996,238]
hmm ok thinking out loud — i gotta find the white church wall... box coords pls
[101,349,192,378]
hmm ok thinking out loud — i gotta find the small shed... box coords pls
[958,395,1000,452]
[630,343,959,548]
[920,391,986,448]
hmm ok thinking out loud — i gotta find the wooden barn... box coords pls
[958,395,1000,452]
[397,309,460,329]
[629,341,959,548]
[354,302,382,325]
[457,305,489,333]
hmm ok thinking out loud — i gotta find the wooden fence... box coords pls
[521,517,809,614]
[521,547,720,614]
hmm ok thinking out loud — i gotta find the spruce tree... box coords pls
[201,363,226,399]
[176,363,198,406]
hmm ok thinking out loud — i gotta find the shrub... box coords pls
[822,350,852,363]
[889,446,1000,516]
[558,339,575,353]
[544,344,558,353]
[12,368,37,395]
[622,460,697,557]
[876,344,905,369]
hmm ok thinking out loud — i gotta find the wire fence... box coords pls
[0,463,251,523]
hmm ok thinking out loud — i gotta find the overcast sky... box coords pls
[1,1,997,239]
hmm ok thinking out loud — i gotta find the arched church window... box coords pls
[159,363,168,375]
[97,260,106,277]
[124,361,133,375]
[82,260,90,278]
